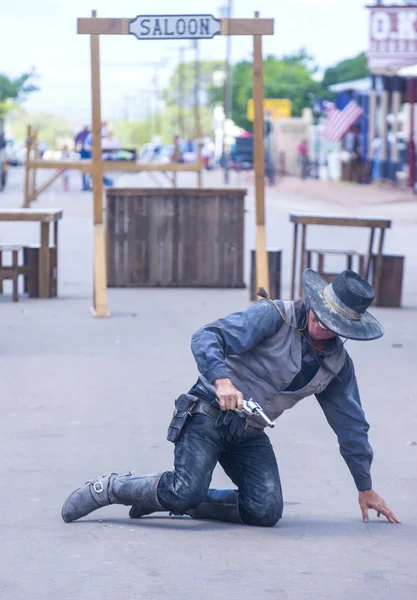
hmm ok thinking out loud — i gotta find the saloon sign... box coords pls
[129,14,221,40]
[368,6,417,72]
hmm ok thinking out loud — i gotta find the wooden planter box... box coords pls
[250,250,282,301]
[106,188,246,288]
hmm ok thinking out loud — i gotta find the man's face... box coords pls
[307,310,337,341]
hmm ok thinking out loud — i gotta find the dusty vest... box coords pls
[200,301,346,429]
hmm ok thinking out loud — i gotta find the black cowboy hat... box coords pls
[302,269,384,341]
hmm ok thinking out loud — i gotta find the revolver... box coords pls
[242,398,275,429]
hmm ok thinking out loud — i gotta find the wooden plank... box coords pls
[236,194,245,286]
[0,209,63,221]
[106,187,247,197]
[39,222,50,299]
[220,18,274,36]
[77,18,130,35]
[90,11,109,317]
[137,196,149,285]
[171,196,180,285]
[106,193,115,286]
[289,213,392,229]
[127,196,136,285]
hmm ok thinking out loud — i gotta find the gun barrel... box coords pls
[243,399,275,428]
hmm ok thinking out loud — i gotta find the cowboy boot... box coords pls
[61,471,163,523]
[186,489,243,524]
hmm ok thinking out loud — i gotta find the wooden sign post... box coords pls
[77,11,274,316]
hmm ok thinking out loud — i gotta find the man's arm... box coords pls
[316,354,400,523]
[191,299,285,385]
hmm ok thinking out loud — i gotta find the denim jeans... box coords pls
[157,413,283,527]
[81,173,91,190]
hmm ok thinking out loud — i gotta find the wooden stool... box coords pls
[305,249,369,284]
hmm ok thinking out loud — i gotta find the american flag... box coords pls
[322,100,364,142]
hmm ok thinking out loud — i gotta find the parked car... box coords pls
[5,139,27,166]
[230,134,253,170]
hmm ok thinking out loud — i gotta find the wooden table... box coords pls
[289,213,392,305]
[0,209,63,299]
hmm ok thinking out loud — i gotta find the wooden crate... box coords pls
[23,246,58,298]
[371,255,404,308]
[250,250,281,301]
[106,188,246,288]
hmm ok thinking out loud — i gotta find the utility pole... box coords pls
[179,47,186,139]
[223,0,233,184]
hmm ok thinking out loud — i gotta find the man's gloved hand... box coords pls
[215,410,246,443]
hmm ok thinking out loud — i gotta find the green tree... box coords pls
[10,111,74,148]
[208,50,320,131]
[321,53,369,90]
[0,70,39,116]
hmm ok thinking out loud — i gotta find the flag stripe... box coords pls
[322,100,363,142]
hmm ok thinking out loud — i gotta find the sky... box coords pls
[0,0,371,124]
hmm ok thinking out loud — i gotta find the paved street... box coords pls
[1,167,416,600]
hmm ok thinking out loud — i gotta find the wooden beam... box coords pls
[78,18,130,35]
[77,16,274,36]
[221,18,273,36]
[29,169,64,203]
[252,13,269,294]
[90,10,109,318]
[27,158,203,172]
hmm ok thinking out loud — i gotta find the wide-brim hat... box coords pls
[302,269,384,341]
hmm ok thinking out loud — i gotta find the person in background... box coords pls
[102,131,121,161]
[61,145,71,192]
[38,141,48,159]
[297,139,309,180]
[371,133,382,182]
[74,126,91,191]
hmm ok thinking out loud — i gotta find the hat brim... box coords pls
[302,269,384,341]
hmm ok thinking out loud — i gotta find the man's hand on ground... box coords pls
[214,378,244,411]
[359,490,400,524]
